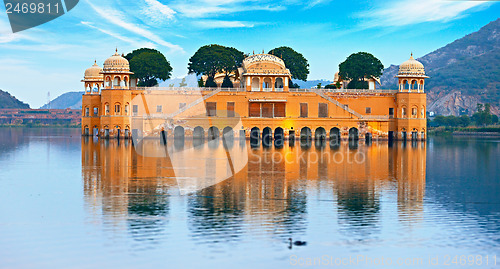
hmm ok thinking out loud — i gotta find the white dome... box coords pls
[84,61,103,81]
[398,54,426,77]
[103,50,130,73]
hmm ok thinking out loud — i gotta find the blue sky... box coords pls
[0,0,498,107]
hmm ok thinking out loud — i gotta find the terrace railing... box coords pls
[132,87,246,92]
[132,86,397,94]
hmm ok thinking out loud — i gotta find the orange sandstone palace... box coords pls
[82,50,428,141]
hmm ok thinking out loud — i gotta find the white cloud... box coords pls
[359,0,489,27]
[81,21,137,43]
[86,1,184,53]
[193,20,259,29]
[142,0,176,23]
[170,0,284,18]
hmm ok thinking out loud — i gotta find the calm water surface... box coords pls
[0,128,499,268]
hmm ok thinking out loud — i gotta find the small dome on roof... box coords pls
[84,61,103,80]
[243,53,286,69]
[398,54,426,77]
[103,49,130,73]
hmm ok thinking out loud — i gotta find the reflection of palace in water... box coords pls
[82,138,426,242]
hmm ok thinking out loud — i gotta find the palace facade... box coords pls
[81,51,428,141]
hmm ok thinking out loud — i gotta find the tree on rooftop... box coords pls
[125,48,172,87]
[339,52,384,89]
[188,44,244,87]
[269,46,309,81]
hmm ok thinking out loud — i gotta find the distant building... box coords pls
[0,109,80,125]
[82,51,427,141]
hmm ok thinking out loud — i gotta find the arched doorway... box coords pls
[274,127,284,140]
[193,126,204,139]
[208,126,219,140]
[315,127,326,140]
[330,127,340,141]
[174,126,185,140]
[250,127,260,140]
[262,127,272,140]
[300,127,312,140]
[365,132,372,144]
[223,127,234,140]
[274,127,284,148]
[348,127,359,141]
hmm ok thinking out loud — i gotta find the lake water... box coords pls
[0,128,499,268]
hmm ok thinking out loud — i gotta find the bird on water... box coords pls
[288,238,307,249]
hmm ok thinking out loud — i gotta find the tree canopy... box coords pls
[339,52,384,89]
[125,48,172,87]
[268,46,309,81]
[188,44,245,87]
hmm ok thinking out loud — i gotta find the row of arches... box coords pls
[168,126,361,141]
[104,75,129,89]
[99,102,130,116]
[398,79,425,92]
[250,77,285,91]
[401,105,425,118]
[84,82,104,94]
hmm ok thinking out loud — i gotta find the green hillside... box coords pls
[380,18,500,115]
[0,89,30,109]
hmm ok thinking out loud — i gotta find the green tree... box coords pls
[317,83,322,89]
[269,47,309,81]
[204,76,217,88]
[221,75,233,88]
[125,48,172,87]
[188,44,244,87]
[472,103,494,126]
[458,115,471,127]
[197,78,204,87]
[339,52,384,89]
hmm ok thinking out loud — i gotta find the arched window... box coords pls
[251,78,260,91]
[412,107,417,118]
[113,76,121,88]
[411,80,418,91]
[263,78,272,91]
[93,107,98,117]
[275,78,284,91]
[114,103,121,115]
[104,103,110,115]
[124,103,129,115]
[84,106,89,117]
[402,107,407,117]
[105,76,111,88]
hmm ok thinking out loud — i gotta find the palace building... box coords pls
[82,50,427,141]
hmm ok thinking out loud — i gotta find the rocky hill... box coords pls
[40,91,84,109]
[380,18,500,116]
[0,89,30,109]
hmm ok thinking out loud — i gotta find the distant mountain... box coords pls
[294,79,333,89]
[0,89,30,109]
[40,91,83,109]
[380,18,500,116]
